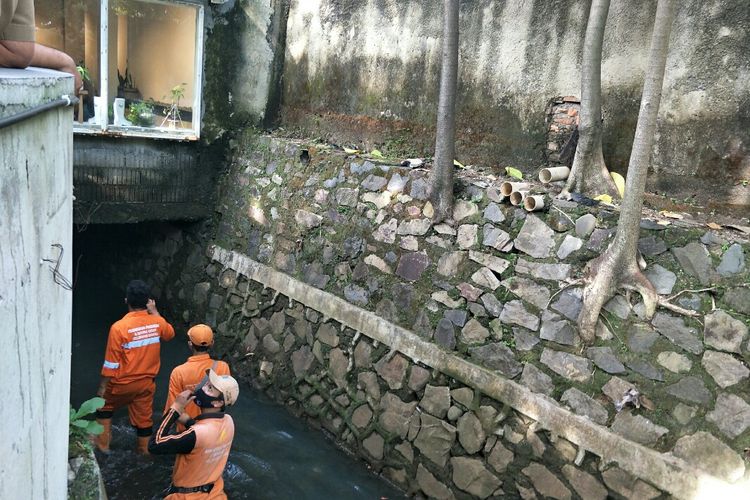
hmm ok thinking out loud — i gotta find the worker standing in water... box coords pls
[95,279,175,454]
[150,369,239,499]
[164,324,231,424]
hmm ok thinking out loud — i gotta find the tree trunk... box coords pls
[578,0,676,344]
[561,0,618,199]
[430,0,459,223]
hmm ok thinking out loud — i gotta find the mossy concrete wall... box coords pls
[280,0,750,209]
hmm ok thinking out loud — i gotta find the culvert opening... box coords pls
[71,223,401,499]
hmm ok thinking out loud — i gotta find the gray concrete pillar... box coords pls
[0,68,74,500]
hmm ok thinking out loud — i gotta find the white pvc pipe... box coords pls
[487,186,508,203]
[500,182,530,197]
[510,190,528,206]
[539,166,570,183]
[524,195,545,212]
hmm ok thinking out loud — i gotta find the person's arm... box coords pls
[149,391,197,455]
[96,376,111,398]
[147,298,176,341]
[29,44,81,91]
[99,325,123,392]
[163,371,180,416]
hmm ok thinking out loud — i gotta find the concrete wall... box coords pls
[0,69,74,500]
[281,0,750,208]
[202,0,288,136]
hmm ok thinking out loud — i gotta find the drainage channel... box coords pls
[71,258,402,499]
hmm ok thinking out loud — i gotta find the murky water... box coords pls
[71,264,402,499]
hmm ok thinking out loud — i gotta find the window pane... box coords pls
[35,0,101,126]
[109,0,197,131]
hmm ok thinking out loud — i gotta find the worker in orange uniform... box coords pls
[95,279,175,454]
[164,324,231,423]
[149,369,239,499]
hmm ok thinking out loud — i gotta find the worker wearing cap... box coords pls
[164,324,231,422]
[95,279,175,454]
[149,369,239,499]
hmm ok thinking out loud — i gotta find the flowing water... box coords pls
[71,263,402,499]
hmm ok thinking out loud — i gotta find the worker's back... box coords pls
[104,310,175,384]
[164,354,231,419]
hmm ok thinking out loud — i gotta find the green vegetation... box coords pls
[126,101,155,127]
[70,397,104,443]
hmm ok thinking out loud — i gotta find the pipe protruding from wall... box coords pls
[524,195,545,212]
[539,166,570,183]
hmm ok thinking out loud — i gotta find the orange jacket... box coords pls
[164,354,231,419]
[101,310,175,384]
[150,408,234,499]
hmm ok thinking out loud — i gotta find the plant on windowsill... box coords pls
[161,83,186,129]
[126,101,155,127]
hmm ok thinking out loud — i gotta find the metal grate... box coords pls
[74,165,193,203]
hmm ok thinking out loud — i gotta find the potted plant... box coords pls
[161,83,186,129]
[126,100,155,127]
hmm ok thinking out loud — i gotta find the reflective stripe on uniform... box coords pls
[103,360,120,369]
[122,336,161,349]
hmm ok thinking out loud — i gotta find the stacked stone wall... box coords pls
[89,134,750,498]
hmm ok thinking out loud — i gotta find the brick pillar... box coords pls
[545,96,580,166]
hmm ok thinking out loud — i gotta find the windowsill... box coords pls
[73,124,199,141]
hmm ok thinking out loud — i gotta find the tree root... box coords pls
[578,253,657,345]
[657,297,701,319]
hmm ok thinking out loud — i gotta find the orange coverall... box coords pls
[149,408,235,499]
[100,310,175,430]
[164,354,231,420]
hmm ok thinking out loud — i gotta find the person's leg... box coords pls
[128,379,156,454]
[0,40,34,68]
[94,383,125,453]
[29,43,81,91]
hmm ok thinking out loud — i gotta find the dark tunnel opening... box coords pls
[71,223,403,500]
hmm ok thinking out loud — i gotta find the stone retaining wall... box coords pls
[90,134,750,498]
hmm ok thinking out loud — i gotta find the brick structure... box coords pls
[545,96,580,166]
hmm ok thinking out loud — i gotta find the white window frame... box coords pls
[73,0,205,141]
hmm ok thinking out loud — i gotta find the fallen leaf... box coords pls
[610,172,625,198]
[505,166,523,180]
[343,147,360,154]
[593,194,613,204]
[706,222,722,230]
[659,210,684,219]
[370,149,384,159]
[640,395,655,411]
[453,159,467,169]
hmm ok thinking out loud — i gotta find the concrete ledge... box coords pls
[211,245,745,499]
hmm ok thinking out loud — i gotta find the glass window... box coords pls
[34,0,204,140]
[35,0,102,128]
